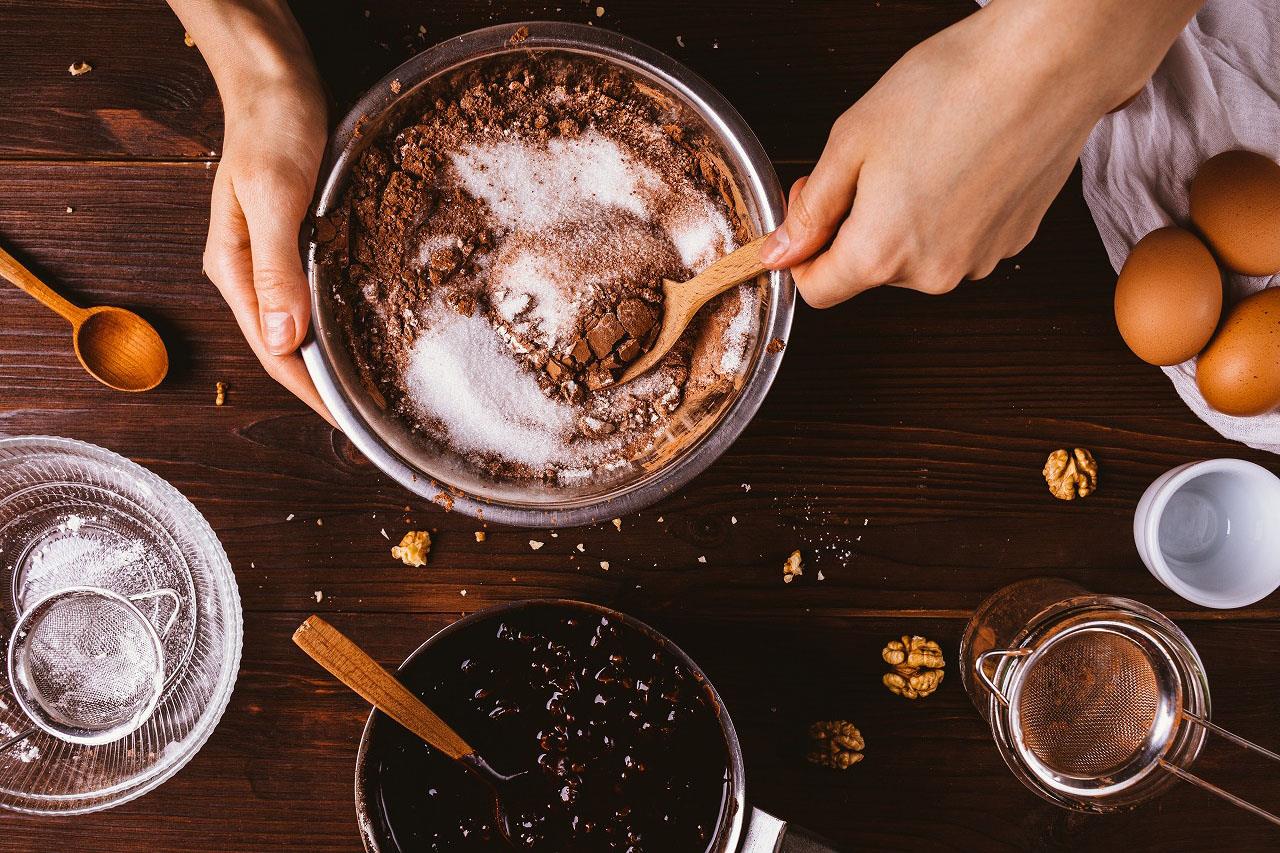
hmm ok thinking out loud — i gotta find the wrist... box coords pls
[168,0,323,114]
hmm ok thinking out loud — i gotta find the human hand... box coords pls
[761,0,1204,307]
[203,72,333,424]
[170,0,334,424]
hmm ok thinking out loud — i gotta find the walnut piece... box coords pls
[68,61,92,76]
[391,531,431,567]
[215,381,226,406]
[882,635,945,699]
[782,549,804,584]
[1043,448,1098,500]
[807,720,864,770]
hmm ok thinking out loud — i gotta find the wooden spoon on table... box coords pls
[0,244,168,392]
[613,234,768,388]
[292,615,538,848]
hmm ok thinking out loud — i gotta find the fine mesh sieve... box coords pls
[1006,625,1182,791]
[977,620,1280,828]
[5,586,179,746]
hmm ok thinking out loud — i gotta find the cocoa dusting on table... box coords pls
[323,52,763,482]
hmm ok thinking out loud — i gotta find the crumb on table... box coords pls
[783,549,804,583]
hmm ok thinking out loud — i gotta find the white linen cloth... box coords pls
[979,0,1280,452]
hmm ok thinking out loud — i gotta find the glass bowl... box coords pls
[302,21,793,527]
[0,435,242,815]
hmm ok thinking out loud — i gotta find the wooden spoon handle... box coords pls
[293,615,474,760]
[614,235,771,387]
[0,245,85,324]
[680,235,769,306]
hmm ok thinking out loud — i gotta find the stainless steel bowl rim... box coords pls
[352,599,748,853]
[302,21,793,527]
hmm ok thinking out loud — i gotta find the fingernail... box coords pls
[761,224,790,266]
[262,312,296,355]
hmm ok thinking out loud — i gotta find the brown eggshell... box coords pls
[1190,150,1280,276]
[1114,227,1223,366]
[1196,287,1280,417]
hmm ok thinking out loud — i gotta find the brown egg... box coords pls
[1197,287,1280,417]
[1114,226,1222,366]
[1190,150,1280,276]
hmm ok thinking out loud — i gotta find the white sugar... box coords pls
[494,289,531,323]
[405,308,575,467]
[491,249,581,347]
[719,286,759,375]
[450,130,662,231]
[667,199,735,272]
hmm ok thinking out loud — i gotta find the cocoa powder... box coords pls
[326,51,760,481]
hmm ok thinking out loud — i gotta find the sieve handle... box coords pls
[0,727,36,755]
[1184,710,1280,765]
[128,588,181,638]
[1158,759,1280,828]
[0,685,35,754]
[974,648,1032,708]
[1154,710,1280,829]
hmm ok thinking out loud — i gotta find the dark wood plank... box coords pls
[0,1,221,159]
[0,0,971,161]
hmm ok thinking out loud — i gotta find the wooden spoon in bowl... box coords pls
[612,234,769,388]
[0,244,168,392]
[292,615,541,848]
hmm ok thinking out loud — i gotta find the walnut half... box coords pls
[807,720,864,770]
[391,530,431,567]
[882,635,945,699]
[1043,448,1098,500]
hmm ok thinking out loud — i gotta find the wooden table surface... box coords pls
[2,1,1278,851]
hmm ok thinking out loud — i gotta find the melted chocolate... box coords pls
[366,605,730,851]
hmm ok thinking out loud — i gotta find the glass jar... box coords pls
[960,578,1210,813]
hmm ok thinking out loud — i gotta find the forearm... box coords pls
[166,0,318,110]
[979,0,1205,113]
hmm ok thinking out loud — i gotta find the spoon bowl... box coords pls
[0,244,168,392]
[74,306,169,392]
[613,235,768,388]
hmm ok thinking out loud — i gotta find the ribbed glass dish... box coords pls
[0,435,242,814]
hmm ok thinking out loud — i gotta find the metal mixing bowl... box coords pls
[302,21,793,527]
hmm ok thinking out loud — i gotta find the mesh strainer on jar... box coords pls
[3,585,179,747]
[976,617,1280,827]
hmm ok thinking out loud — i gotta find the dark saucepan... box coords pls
[355,600,841,853]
